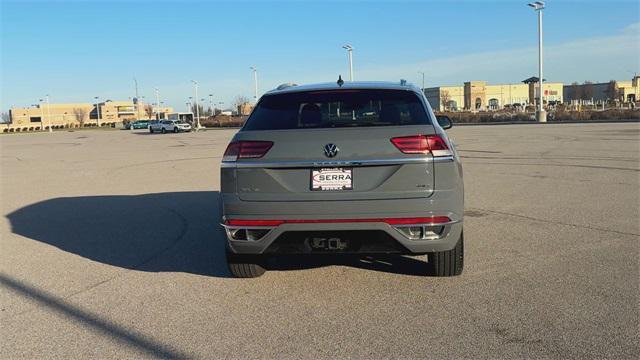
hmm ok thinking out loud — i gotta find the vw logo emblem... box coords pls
[324,143,339,158]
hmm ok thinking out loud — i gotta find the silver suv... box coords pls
[149,119,192,133]
[220,81,463,277]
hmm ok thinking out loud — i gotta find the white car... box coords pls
[149,120,192,133]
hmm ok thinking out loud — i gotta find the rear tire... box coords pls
[161,128,166,134]
[149,127,153,133]
[226,251,266,278]
[428,231,464,276]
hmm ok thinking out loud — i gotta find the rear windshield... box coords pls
[242,89,430,131]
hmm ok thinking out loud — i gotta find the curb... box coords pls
[451,119,640,126]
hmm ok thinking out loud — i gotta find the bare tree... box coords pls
[73,108,87,126]
[144,104,154,119]
[605,80,620,103]
[440,91,451,111]
[1,111,10,123]
[191,103,205,117]
[582,81,594,101]
[568,82,582,102]
[232,95,251,109]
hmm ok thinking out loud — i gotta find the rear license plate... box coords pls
[311,168,353,191]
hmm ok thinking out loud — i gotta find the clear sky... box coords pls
[1,0,639,112]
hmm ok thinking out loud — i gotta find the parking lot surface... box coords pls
[1,123,639,359]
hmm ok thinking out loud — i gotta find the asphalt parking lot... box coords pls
[1,123,638,359]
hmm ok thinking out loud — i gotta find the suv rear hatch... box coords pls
[225,88,442,202]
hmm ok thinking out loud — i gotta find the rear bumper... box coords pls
[222,190,463,255]
[224,219,462,254]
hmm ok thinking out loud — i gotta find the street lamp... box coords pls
[249,66,258,102]
[191,80,200,130]
[200,97,207,118]
[528,1,546,123]
[45,95,52,132]
[342,44,354,81]
[418,71,426,92]
[94,96,101,126]
[208,94,214,117]
[38,99,45,131]
[154,87,160,120]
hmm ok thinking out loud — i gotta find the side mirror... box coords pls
[436,115,453,130]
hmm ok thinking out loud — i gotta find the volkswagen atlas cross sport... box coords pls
[220,81,463,278]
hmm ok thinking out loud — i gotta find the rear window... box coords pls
[242,89,430,131]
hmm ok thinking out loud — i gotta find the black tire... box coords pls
[173,127,178,133]
[226,251,266,278]
[149,127,153,133]
[428,231,464,276]
[161,128,166,134]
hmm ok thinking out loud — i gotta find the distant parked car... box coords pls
[149,119,192,133]
[128,120,150,130]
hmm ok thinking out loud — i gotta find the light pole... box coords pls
[418,71,425,92]
[209,94,214,117]
[94,96,101,126]
[38,99,45,131]
[528,1,546,123]
[133,78,139,119]
[45,95,52,132]
[249,66,258,102]
[191,80,200,129]
[342,44,354,81]
[154,87,160,120]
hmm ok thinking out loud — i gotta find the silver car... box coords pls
[149,119,192,133]
[220,81,463,277]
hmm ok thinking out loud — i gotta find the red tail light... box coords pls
[391,135,452,157]
[226,217,451,227]
[223,141,273,161]
[390,135,429,154]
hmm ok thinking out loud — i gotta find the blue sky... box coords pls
[1,0,639,112]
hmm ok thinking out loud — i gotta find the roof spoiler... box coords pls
[275,83,298,91]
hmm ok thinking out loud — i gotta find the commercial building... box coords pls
[425,76,639,111]
[237,102,254,116]
[4,100,173,131]
[563,76,639,104]
[425,79,563,112]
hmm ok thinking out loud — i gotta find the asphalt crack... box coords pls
[470,207,639,237]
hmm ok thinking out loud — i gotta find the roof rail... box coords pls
[275,83,298,91]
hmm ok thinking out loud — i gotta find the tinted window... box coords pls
[243,89,430,131]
